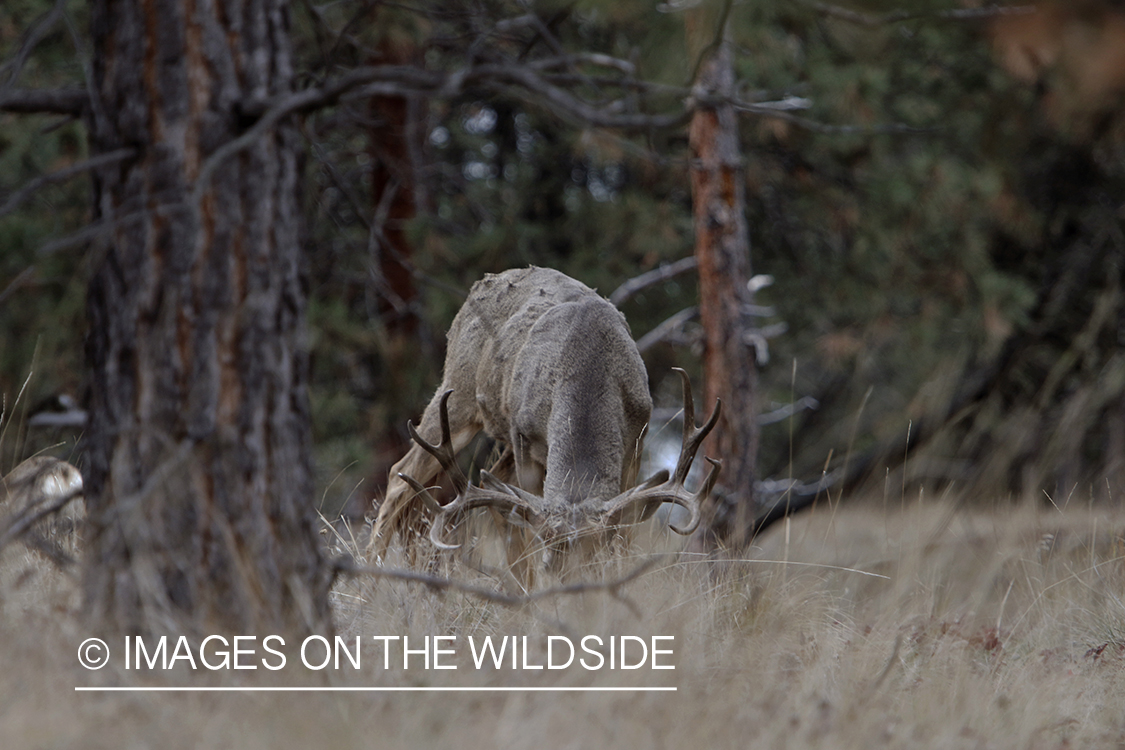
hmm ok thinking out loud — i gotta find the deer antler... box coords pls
[602,368,722,535]
[398,390,546,549]
[399,370,720,550]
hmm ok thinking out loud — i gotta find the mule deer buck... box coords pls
[370,266,721,574]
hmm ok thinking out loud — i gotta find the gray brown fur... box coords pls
[371,267,651,552]
[370,267,721,575]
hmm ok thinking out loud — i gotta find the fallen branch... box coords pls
[337,554,664,608]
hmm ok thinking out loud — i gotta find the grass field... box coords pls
[3,495,1125,749]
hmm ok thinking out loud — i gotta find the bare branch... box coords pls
[759,396,819,426]
[636,307,699,354]
[734,95,812,113]
[190,49,922,208]
[531,53,636,76]
[519,5,568,59]
[32,200,190,260]
[470,62,691,129]
[196,61,689,204]
[610,257,698,307]
[0,86,88,116]
[62,2,109,145]
[804,0,1035,27]
[0,148,135,220]
[732,103,931,136]
[0,266,35,308]
[35,219,115,257]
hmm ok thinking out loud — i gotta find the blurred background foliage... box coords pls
[2,0,1124,516]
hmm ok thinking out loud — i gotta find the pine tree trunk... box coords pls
[367,35,427,503]
[688,36,760,549]
[83,0,332,637]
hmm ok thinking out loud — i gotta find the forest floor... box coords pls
[3,494,1125,749]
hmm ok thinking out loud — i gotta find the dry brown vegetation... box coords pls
[3,495,1125,749]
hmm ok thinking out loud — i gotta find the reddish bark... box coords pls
[689,39,760,549]
[365,36,429,508]
[369,40,424,334]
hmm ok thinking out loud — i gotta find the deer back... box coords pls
[442,267,652,504]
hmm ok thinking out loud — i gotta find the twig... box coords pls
[0,266,35,308]
[0,148,135,220]
[0,0,69,89]
[34,202,191,259]
[733,103,932,136]
[518,3,568,60]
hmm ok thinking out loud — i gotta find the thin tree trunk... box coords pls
[688,34,760,549]
[367,35,427,505]
[369,80,423,334]
[83,0,332,637]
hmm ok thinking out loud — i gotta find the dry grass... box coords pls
[3,496,1125,749]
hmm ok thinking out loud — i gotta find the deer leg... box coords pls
[478,445,536,589]
[512,433,546,496]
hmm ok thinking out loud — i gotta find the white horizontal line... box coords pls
[74,686,676,693]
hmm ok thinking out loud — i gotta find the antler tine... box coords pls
[397,473,445,515]
[600,370,722,533]
[479,471,547,511]
[429,509,464,550]
[396,472,464,550]
[426,480,540,549]
[406,389,468,495]
[670,367,722,485]
[667,457,721,535]
[401,388,551,549]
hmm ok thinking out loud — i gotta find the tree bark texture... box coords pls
[688,38,760,549]
[83,0,332,637]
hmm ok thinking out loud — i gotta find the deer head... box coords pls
[370,266,720,562]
